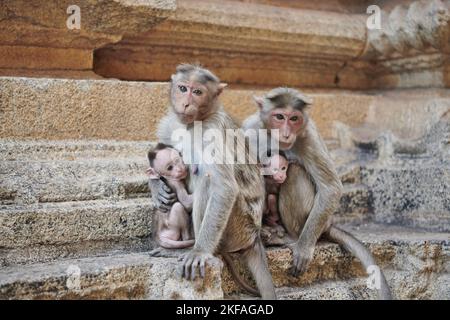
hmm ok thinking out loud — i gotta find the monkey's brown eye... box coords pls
[178,85,187,93]
[167,165,173,171]
[290,116,299,122]
[275,114,284,120]
[282,167,287,170]
[193,89,203,96]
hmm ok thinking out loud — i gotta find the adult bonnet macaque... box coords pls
[243,87,392,300]
[149,64,276,299]
[146,143,194,249]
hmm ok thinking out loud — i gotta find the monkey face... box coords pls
[152,148,188,181]
[268,107,305,150]
[266,154,289,184]
[171,81,210,124]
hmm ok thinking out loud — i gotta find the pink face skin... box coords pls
[172,81,210,124]
[151,148,188,181]
[266,154,289,184]
[268,107,304,150]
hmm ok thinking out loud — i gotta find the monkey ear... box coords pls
[297,93,313,105]
[216,83,228,97]
[146,167,160,180]
[253,96,265,110]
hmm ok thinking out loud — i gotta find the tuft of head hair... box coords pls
[262,87,313,111]
[266,149,287,160]
[174,63,220,85]
[147,142,173,167]
[261,149,287,167]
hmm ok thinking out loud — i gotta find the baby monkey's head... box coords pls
[146,143,188,181]
[263,151,289,184]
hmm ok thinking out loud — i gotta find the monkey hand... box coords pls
[178,249,214,281]
[152,179,176,212]
[288,241,315,277]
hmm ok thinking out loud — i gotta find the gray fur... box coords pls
[243,87,392,300]
[155,64,276,299]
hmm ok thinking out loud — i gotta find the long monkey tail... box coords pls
[326,225,393,300]
[222,253,261,297]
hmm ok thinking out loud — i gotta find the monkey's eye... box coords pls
[167,165,173,171]
[282,166,287,171]
[178,85,187,93]
[193,89,203,96]
[290,116,299,122]
[274,114,284,121]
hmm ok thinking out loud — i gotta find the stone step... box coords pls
[1,223,448,299]
[2,78,447,142]
[0,198,153,266]
[234,270,449,300]
[332,147,449,234]
[0,184,371,267]
[0,138,338,161]
[222,223,450,297]
[275,270,450,300]
[0,252,224,300]
[0,77,377,141]
[0,140,154,161]
[275,278,378,300]
[361,162,450,233]
[0,140,153,204]
[0,156,150,204]
[0,139,349,205]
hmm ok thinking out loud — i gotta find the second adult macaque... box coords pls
[243,87,392,300]
[147,143,194,249]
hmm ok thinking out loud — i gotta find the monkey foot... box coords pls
[261,225,291,247]
[149,246,189,258]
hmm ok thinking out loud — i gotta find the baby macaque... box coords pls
[260,151,293,246]
[146,143,194,249]
[262,152,289,227]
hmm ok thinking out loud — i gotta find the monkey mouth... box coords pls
[174,170,188,180]
[278,140,295,150]
[176,113,195,123]
[178,171,188,179]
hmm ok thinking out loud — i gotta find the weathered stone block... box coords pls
[94,0,368,88]
[362,163,450,232]
[0,253,224,300]
[0,0,176,75]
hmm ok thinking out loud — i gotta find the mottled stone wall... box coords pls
[0,0,176,77]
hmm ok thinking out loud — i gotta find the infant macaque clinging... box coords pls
[262,151,289,227]
[259,151,293,246]
[146,143,194,249]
